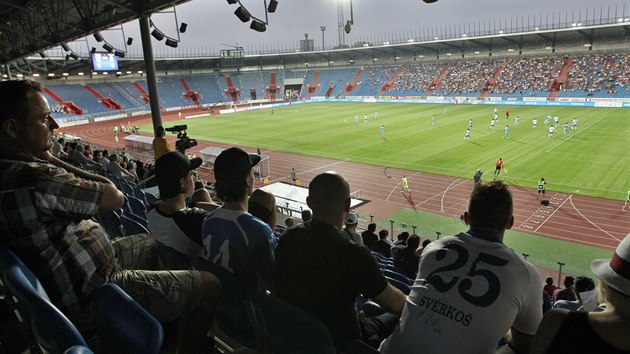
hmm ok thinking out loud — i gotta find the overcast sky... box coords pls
[75,0,629,56]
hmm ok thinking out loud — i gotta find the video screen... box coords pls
[91,52,119,71]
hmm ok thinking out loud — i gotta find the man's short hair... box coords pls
[379,230,389,240]
[155,151,202,199]
[563,276,575,288]
[407,234,421,250]
[0,80,43,128]
[367,223,377,232]
[213,147,261,202]
[467,180,513,230]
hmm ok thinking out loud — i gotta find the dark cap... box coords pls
[155,151,202,184]
[575,276,595,293]
[214,147,261,183]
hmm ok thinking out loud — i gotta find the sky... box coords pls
[72,0,629,56]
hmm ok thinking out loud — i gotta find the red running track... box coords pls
[64,114,629,252]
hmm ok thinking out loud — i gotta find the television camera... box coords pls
[165,125,197,154]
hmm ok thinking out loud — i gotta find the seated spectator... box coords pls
[393,234,420,278]
[0,80,220,354]
[380,181,542,354]
[390,232,409,258]
[553,276,597,311]
[99,149,110,171]
[530,234,630,353]
[274,172,406,351]
[146,152,208,269]
[285,217,296,229]
[301,209,312,224]
[107,153,136,182]
[68,143,101,171]
[361,223,378,250]
[248,189,277,233]
[340,212,363,245]
[51,137,67,158]
[373,229,392,258]
[200,147,274,294]
[553,276,577,303]
[544,276,558,297]
[417,238,432,256]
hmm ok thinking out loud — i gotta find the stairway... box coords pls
[343,68,364,96]
[378,66,404,97]
[426,64,449,95]
[548,57,574,99]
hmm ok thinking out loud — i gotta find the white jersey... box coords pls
[380,233,542,354]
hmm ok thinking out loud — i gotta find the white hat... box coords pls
[591,234,630,296]
[345,212,358,225]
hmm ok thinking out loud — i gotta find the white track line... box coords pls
[267,160,347,185]
[440,178,468,212]
[568,195,620,241]
[545,113,608,153]
[534,194,572,232]
[413,178,467,209]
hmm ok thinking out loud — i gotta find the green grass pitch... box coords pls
[147,102,629,200]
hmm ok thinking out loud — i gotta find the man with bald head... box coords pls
[274,171,406,350]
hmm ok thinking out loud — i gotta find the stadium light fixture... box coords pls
[227,0,275,32]
[267,0,278,13]
[77,72,84,76]
[69,52,79,60]
[234,6,251,22]
[61,42,70,51]
[151,29,165,41]
[179,23,188,33]
[165,38,179,48]
[114,50,126,58]
[423,0,438,2]
[103,43,114,52]
[127,37,134,45]
[94,32,104,42]
[250,19,266,32]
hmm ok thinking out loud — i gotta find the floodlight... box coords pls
[250,19,266,32]
[69,52,79,60]
[102,43,114,52]
[267,0,278,13]
[234,6,251,22]
[179,23,188,33]
[151,29,165,41]
[114,50,125,58]
[127,37,134,45]
[61,42,70,51]
[93,32,104,42]
[226,0,237,3]
[165,38,179,48]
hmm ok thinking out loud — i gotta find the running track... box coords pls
[63,112,629,252]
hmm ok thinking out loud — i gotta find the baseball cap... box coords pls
[155,151,202,184]
[345,212,358,225]
[214,147,261,183]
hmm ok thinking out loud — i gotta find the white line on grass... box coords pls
[545,113,608,153]
[534,194,572,232]
[568,195,620,241]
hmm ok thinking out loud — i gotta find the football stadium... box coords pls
[1,0,629,352]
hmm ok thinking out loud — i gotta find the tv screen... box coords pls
[91,52,119,71]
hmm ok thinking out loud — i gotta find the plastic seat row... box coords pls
[0,245,162,354]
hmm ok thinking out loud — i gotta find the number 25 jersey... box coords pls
[380,232,542,354]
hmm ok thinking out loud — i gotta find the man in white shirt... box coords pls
[380,181,542,354]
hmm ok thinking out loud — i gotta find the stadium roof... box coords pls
[0,0,191,65]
